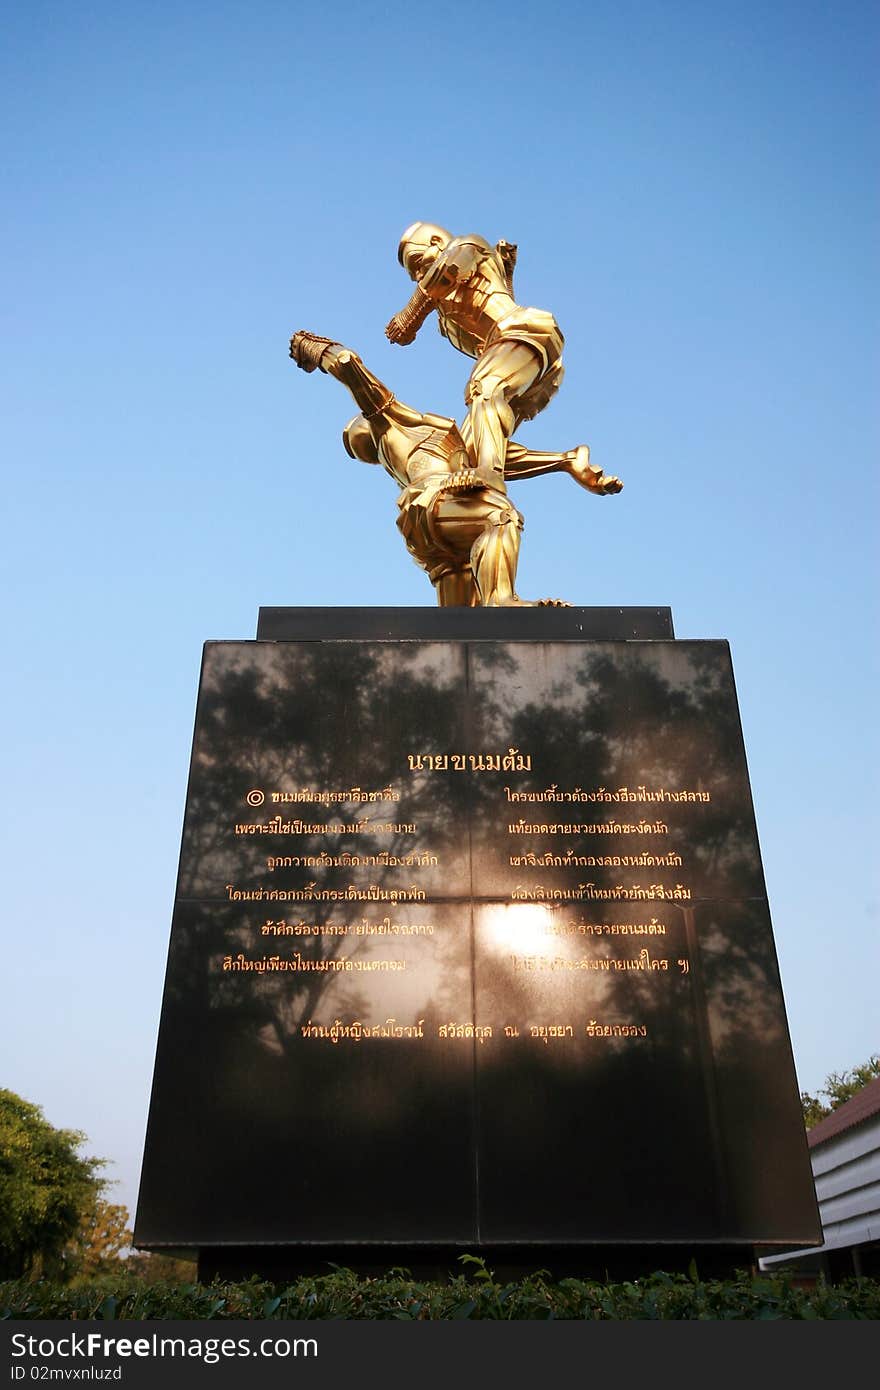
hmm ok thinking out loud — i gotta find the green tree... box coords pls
[0,1089,106,1279]
[800,1091,829,1129]
[801,1054,880,1129]
[66,1200,132,1279]
[125,1249,198,1284]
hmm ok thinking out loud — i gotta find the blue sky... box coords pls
[2,0,877,1220]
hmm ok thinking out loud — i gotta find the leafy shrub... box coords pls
[2,1259,878,1320]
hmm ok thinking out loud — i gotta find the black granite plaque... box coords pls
[135,616,819,1271]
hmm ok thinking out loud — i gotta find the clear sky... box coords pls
[2,0,877,1221]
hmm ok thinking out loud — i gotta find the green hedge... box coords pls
[2,1261,879,1320]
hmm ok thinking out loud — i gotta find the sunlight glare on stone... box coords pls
[483,904,553,957]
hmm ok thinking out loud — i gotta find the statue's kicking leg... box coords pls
[505,441,623,495]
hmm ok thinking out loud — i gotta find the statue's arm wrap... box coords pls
[387,242,480,343]
[495,239,518,293]
[290,332,394,418]
[289,331,336,373]
[390,284,435,340]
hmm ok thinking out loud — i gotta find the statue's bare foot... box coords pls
[568,445,623,495]
[488,596,571,607]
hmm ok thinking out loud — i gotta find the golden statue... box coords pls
[387,224,569,488]
[290,330,621,607]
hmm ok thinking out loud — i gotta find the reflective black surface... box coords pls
[256,606,674,640]
[135,635,819,1253]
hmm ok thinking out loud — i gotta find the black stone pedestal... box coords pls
[135,608,819,1279]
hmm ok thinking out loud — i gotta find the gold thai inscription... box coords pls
[300,1019,425,1042]
[509,852,682,867]
[262,919,350,936]
[267,786,401,804]
[586,1021,649,1038]
[235,817,416,834]
[504,785,710,803]
[510,883,693,902]
[225,883,427,903]
[508,818,669,834]
[547,918,667,936]
[223,953,407,973]
[408,748,531,772]
[439,1023,493,1044]
[512,950,675,973]
[529,1024,574,1044]
[212,745,712,1049]
[354,917,435,936]
[265,851,438,871]
[260,918,435,936]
